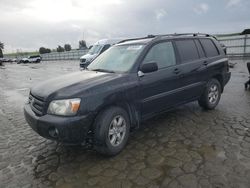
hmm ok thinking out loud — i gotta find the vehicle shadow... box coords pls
[31,102,205,186]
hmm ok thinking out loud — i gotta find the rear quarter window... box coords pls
[175,39,199,63]
[200,39,219,57]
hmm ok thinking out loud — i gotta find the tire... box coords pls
[198,79,222,110]
[36,59,41,63]
[93,106,130,156]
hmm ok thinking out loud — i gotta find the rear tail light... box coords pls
[226,61,229,72]
[220,43,227,55]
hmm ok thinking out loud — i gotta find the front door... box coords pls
[138,41,183,119]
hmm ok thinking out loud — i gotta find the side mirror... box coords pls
[140,62,158,73]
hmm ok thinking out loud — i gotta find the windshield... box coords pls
[88,44,145,73]
[88,45,103,55]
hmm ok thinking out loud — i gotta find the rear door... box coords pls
[138,41,184,119]
[199,38,224,80]
[174,39,207,102]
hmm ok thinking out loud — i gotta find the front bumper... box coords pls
[24,103,94,144]
[80,62,90,69]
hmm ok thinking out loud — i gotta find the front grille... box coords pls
[29,94,45,116]
[80,58,86,63]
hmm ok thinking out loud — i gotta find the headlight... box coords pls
[47,98,81,116]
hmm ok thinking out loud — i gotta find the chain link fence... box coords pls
[4,49,89,61]
[217,34,250,58]
[4,34,250,61]
[40,49,88,61]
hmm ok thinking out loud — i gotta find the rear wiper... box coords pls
[91,69,115,73]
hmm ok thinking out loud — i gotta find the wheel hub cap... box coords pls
[208,84,219,104]
[108,115,126,147]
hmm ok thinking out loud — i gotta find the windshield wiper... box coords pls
[91,69,115,73]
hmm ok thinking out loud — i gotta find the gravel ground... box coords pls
[0,60,250,188]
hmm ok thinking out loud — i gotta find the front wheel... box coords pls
[198,79,221,110]
[93,106,130,156]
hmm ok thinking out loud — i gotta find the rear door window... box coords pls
[142,42,176,69]
[175,40,199,63]
[194,39,205,58]
[200,39,219,57]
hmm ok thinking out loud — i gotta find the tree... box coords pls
[79,40,87,50]
[64,44,72,51]
[0,41,4,58]
[56,45,65,52]
[39,47,51,54]
[46,48,51,53]
[241,29,250,35]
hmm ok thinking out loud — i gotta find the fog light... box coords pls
[48,127,59,138]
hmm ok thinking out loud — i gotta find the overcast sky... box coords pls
[0,0,249,53]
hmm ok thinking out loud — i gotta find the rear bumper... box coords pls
[223,72,231,86]
[80,63,88,68]
[24,103,94,144]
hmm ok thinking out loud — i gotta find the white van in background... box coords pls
[80,38,124,69]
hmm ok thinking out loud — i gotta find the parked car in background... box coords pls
[0,58,12,63]
[0,58,3,66]
[12,58,18,62]
[24,33,231,156]
[18,55,42,64]
[0,58,18,64]
[80,39,124,69]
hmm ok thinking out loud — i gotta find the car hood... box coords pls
[22,58,29,61]
[31,71,124,100]
[80,53,97,61]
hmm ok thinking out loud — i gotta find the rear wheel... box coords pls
[93,106,130,156]
[198,79,221,110]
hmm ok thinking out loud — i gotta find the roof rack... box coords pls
[153,33,217,39]
[117,36,155,44]
[118,33,217,44]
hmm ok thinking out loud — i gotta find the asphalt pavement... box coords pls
[0,60,250,188]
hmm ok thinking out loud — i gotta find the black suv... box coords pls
[24,33,231,156]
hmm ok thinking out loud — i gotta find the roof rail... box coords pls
[117,35,155,44]
[117,33,217,44]
[153,33,217,39]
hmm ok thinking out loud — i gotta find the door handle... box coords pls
[203,61,208,66]
[173,68,180,74]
